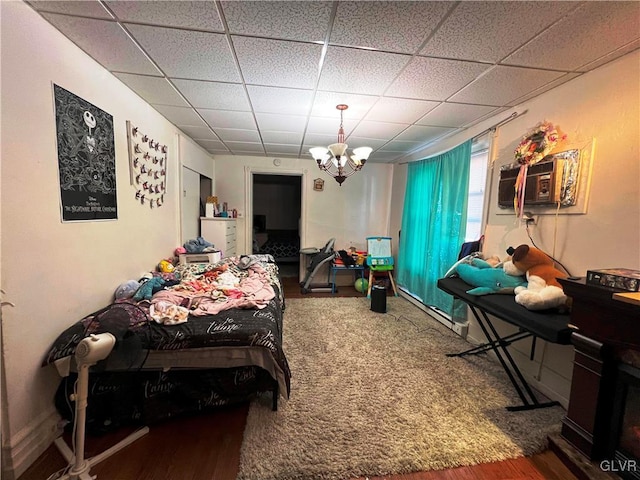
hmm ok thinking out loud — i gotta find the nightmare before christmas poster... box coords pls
[53,84,117,221]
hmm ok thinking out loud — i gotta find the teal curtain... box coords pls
[397,140,472,319]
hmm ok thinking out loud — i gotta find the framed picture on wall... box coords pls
[53,83,117,221]
[313,178,324,191]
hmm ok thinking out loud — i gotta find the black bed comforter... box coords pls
[43,256,291,431]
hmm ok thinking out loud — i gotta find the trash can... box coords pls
[370,285,387,313]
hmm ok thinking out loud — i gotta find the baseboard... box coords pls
[2,407,61,480]
[398,289,468,339]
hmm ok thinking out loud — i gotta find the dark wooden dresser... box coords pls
[558,278,640,479]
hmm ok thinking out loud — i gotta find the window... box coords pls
[465,139,489,242]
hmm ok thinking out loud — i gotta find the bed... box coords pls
[43,255,291,435]
[257,229,300,263]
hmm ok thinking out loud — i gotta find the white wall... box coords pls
[213,155,393,256]
[0,3,210,477]
[389,50,640,407]
[179,136,214,243]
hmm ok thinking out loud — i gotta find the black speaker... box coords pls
[371,285,387,313]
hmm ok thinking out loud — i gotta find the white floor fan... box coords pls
[53,333,149,480]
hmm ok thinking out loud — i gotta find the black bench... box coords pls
[438,276,574,411]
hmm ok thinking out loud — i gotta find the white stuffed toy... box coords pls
[503,244,569,311]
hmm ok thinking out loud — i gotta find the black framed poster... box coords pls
[53,84,117,221]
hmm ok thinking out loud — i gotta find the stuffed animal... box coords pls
[503,244,569,310]
[452,257,527,295]
[158,259,175,273]
[133,277,166,301]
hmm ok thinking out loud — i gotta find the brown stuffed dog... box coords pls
[503,244,569,310]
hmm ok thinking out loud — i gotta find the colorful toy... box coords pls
[114,280,141,300]
[133,277,166,301]
[503,244,569,310]
[158,259,175,273]
[354,277,368,293]
[452,257,527,295]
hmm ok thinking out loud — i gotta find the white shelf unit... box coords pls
[200,217,236,257]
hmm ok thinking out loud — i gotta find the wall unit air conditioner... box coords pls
[498,158,564,208]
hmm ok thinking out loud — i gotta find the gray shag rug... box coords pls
[237,297,564,480]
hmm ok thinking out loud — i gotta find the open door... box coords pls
[252,174,302,278]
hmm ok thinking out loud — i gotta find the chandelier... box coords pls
[308,104,372,186]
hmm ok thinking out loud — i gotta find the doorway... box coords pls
[252,174,302,278]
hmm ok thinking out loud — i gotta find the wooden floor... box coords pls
[19,271,578,480]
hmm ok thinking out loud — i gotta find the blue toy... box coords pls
[453,258,527,296]
[133,277,166,301]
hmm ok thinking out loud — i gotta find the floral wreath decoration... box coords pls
[512,121,566,217]
[514,121,562,166]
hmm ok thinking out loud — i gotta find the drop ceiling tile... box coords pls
[264,144,303,155]
[343,137,389,150]
[506,73,581,106]
[198,110,257,130]
[319,47,410,95]
[172,80,250,110]
[40,13,161,75]
[311,93,378,120]
[261,131,304,144]
[194,139,226,151]
[303,133,342,146]
[126,25,239,82]
[369,151,404,162]
[113,73,189,106]
[379,140,423,152]
[28,1,113,18]
[214,129,261,143]
[350,121,408,141]
[449,65,564,107]
[421,1,578,63]
[255,113,307,133]
[386,57,491,101]
[331,1,451,53]
[366,98,440,124]
[107,1,223,31]
[178,125,218,141]
[247,86,314,115]
[153,105,208,126]
[578,39,640,72]
[306,116,354,136]
[394,125,456,143]
[417,103,498,127]
[221,1,332,42]
[233,37,322,89]
[225,142,265,153]
[461,107,509,128]
[503,2,640,71]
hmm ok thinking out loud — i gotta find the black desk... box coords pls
[438,277,573,411]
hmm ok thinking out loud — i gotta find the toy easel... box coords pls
[366,236,398,298]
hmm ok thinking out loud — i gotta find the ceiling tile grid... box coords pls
[330,1,453,53]
[106,0,224,31]
[172,80,251,111]
[113,72,190,107]
[421,1,580,63]
[125,25,240,82]
[40,13,161,75]
[27,0,640,163]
